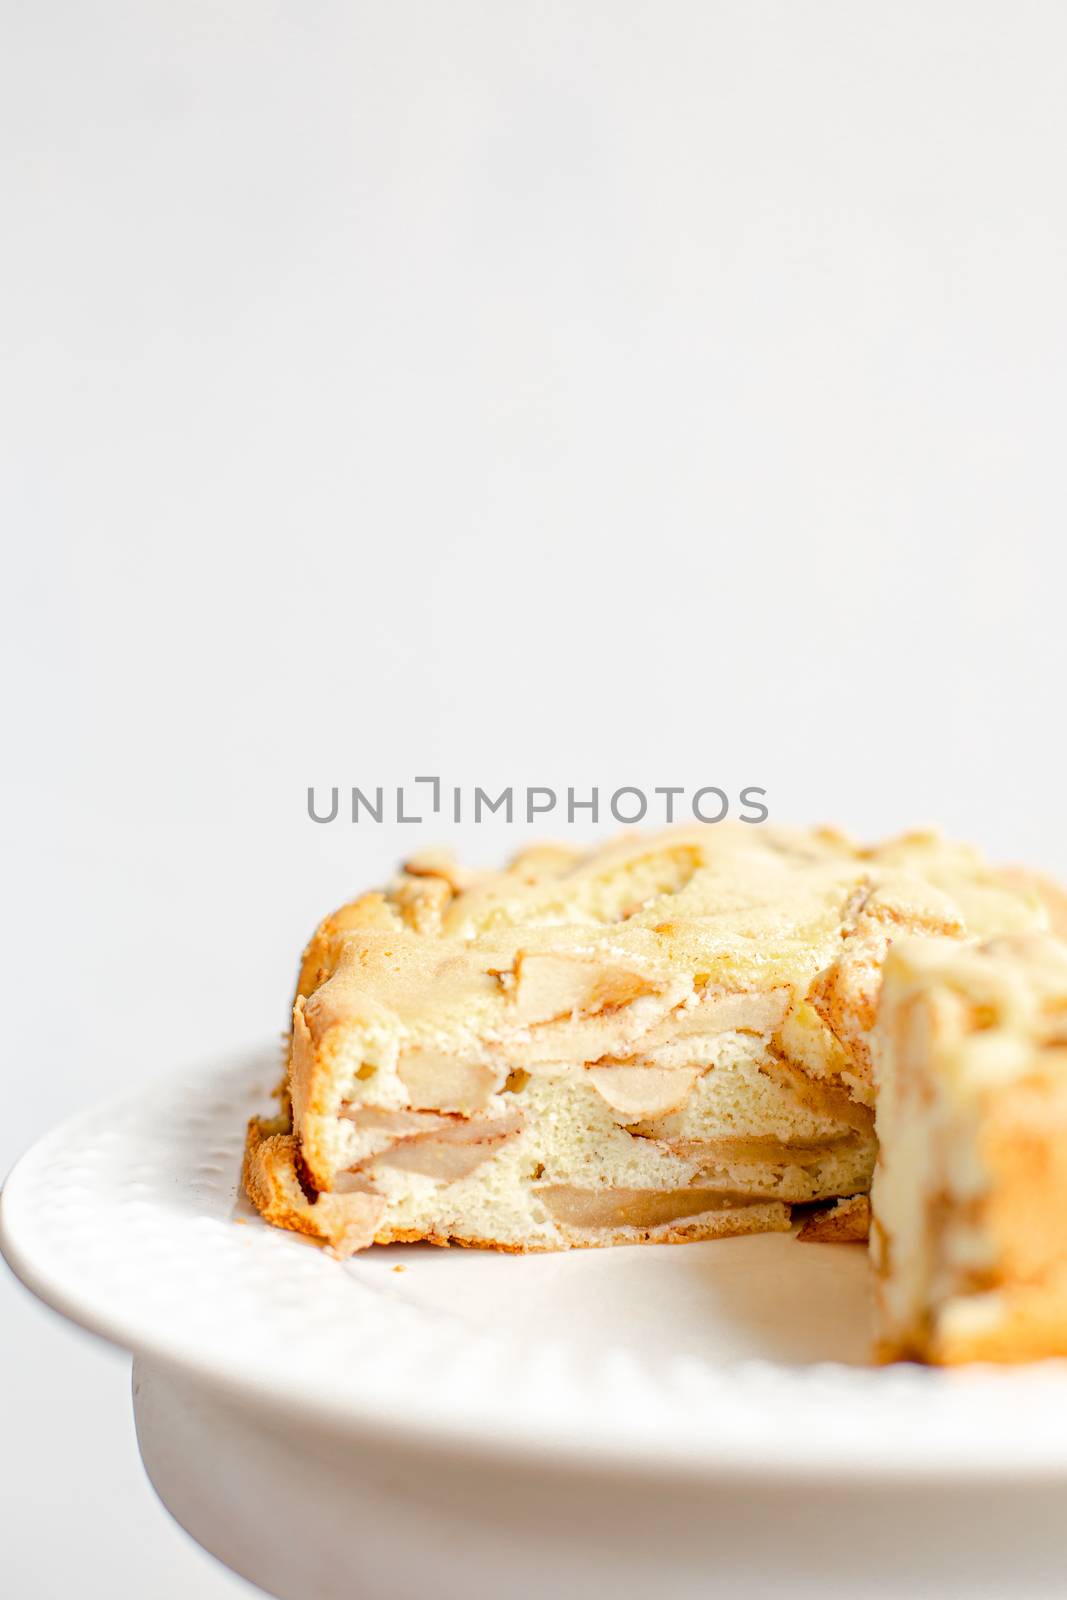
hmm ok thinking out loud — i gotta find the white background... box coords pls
[4,2,1067,1595]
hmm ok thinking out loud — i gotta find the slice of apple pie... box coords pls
[244,825,1050,1260]
[872,933,1067,1363]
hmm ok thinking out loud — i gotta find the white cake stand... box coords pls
[6,1047,1067,1600]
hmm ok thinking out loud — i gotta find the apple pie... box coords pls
[244,825,1055,1291]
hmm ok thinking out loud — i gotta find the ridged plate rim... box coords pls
[5,1045,1067,1483]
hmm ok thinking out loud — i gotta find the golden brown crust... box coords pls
[928,1293,1067,1364]
[796,1194,871,1244]
[243,1115,385,1258]
[294,891,399,1002]
[373,1207,791,1253]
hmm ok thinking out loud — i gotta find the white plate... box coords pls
[5,1045,1067,1484]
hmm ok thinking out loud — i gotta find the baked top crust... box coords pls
[298,826,1047,1011]
[287,825,1045,1185]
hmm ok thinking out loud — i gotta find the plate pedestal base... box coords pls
[134,1357,1067,1600]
